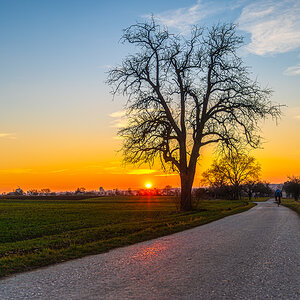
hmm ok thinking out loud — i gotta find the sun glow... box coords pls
[145,182,152,189]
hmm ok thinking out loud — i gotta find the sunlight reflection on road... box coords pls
[131,241,169,263]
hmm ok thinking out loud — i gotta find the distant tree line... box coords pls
[195,150,273,201]
[283,176,300,201]
[194,181,273,201]
[199,150,269,200]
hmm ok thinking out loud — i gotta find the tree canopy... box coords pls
[201,151,261,199]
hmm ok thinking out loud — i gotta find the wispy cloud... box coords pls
[238,0,300,55]
[110,120,127,128]
[154,173,177,177]
[146,0,300,56]
[294,115,300,119]
[109,110,126,118]
[284,63,300,76]
[109,110,127,128]
[148,0,218,33]
[100,166,124,175]
[127,169,157,175]
[0,133,16,139]
[146,0,249,33]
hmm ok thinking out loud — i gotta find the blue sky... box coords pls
[0,0,299,190]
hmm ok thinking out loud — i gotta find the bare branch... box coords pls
[107,20,283,210]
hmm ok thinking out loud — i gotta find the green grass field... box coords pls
[0,196,255,278]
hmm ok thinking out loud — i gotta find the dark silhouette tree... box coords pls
[40,188,51,194]
[201,165,227,189]
[202,152,261,200]
[243,181,273,199]
[283,176,300,201]
[75,187,86,194]
[107,20,281,211]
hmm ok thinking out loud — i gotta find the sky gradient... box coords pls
[0,0,299,192]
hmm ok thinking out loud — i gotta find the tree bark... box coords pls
[180,173,194,211]
[233,184,240,200]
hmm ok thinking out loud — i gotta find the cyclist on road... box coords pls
[275,189,282,207]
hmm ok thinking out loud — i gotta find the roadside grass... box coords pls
[0,196,255,278]
[281,198,300,214]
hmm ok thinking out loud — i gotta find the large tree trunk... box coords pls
[232,184,240,200]
[180,173,194,211]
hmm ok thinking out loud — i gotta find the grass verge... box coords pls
[0,197,255,278]
[281,198,300,214]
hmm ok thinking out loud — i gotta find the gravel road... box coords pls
[1,199,299,300]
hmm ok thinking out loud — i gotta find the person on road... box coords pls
[275,189,282,207]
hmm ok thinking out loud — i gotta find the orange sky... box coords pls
[0,108,299,193]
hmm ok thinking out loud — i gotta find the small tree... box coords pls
[108,19,281,210]
[202,152,261,200]
[40,188,51,194]
[283,176,300,201]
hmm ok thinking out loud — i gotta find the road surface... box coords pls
[1,199,299,299]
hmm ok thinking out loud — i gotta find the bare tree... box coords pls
[40,188,51,194]
[202,151,261,200]
[201,165,227,189]
[107,20,281,211]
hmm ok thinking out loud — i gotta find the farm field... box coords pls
[0,196,255,277]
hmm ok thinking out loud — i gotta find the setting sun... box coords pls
[145,182,152,189]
